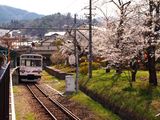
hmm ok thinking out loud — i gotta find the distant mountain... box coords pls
[0,11,98,37]
[0,5,44,23]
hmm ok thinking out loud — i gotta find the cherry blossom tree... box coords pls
[140,0,160,86]
[60,0,160,86]
[60,28,89,65]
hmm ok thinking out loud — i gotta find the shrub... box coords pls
[100,61,109,67]
[80,66,88,75]
[80,62,101,70]
[0,55,4,68]
[92,62,101,70]
[79,56,87,63]
[156,63,160,71]
[80,62,88,67]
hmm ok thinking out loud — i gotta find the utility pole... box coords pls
[74,14,79,93]
[88,0,92,79]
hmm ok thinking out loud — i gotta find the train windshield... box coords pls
[21,59,42,67]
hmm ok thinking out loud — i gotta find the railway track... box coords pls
[27,83,81,120]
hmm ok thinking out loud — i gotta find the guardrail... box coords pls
[10,67,18,120]
[0,62,10,120]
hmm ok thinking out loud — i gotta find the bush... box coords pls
[156,63,160,71]
[79,62,101,74]
[80,62,88,67]
[92,62,101,70]
[0,55,4,68]
[80,66,88,75]
[79,56,87,63]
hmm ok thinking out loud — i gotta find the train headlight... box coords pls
[33,70,42,74]
[20,70,25,73]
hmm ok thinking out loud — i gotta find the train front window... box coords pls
[26,60,31,66]
[21,60,25,66]
[31,60,41,67]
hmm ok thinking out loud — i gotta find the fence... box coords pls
[0,62,10,120]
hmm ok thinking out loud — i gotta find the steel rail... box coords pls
[34,84,81,120]
[27,84,57,120]
[49,97,81,120]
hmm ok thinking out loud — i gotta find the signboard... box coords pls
[65,75,75,92]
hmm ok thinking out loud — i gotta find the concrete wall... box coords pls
[44,66,72,80]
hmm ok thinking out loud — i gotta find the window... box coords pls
[21,60,25,66]
[31,60,41,67]
[26,60,31,66]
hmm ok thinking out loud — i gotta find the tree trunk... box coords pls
[146,46,157,86]
[131,70,137,82]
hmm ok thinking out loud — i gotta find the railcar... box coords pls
[19,54,43,82]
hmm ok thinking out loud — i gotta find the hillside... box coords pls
[6,13,95,36]
[0,7,98,36]
[23,13,87,36]
[0,5,44,23]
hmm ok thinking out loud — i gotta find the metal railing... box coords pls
[0,62,10,120]
[10,67,17,120]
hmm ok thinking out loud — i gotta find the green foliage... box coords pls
[92,62,101,70]
[80,62,88,66]
[156,63,160,71]
[43,69,120,120]
[54,64,66,69]
[41,71,57,81]
[80,62,101,70]
[53,64,75,73]
[79,69,160,120]
[70,92,121,120]
[79,62,101,75]
[79,56,87,63]
[52,39,63,46]
[100,61,108,67]
[0,55,4,67]
[25,113,35,120]
[80,66,88,75]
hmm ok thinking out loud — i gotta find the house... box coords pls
[42,31,65,46]
[11,30,21,37]
[0,29,10,37]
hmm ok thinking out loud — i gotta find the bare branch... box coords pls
[110,0,121,10]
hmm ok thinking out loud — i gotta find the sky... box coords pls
[0,0,90,15]
[0,0,119,18]
[0,0,140,18]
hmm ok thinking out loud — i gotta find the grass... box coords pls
[42,69,121,120]
[16,112,35,120]
[14,86,37,120]
[13,86,21,93]
[24,113,35,120]
[70,92,121,120]
[41,71,57,82]
[41,70,66,92]
[79,69,160,120]
[53,64,75,73]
